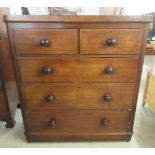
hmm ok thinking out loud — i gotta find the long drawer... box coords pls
[80,29,142,54]
[14,29,77,55]
[27,110,130,134]
[19,57,138,83]
[23,83,134,110]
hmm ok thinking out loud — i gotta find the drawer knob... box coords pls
[101,119,109,127]
[48,119,56,128]
[104,66,113,74]
[103,94,111,102]
[106,38,116,46]
[40,39,50,47]
[46,94,55,103]
[42,67,52,75]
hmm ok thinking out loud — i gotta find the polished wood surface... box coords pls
[23,83,134,110]
[4,15,151,141]
[27,133,132,142]
[80,29,142,54]
[0,38,19,128]
[14,29,77,54]
[28,110,130,133]
[4,15,152,23]
[19,57,138,83]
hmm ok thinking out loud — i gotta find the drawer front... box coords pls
[80,29,142,54]
[0,90,7,112]
[23,83,134,110]
[19,57,138,83]
[14,29,77,54]
[28,110,130,134]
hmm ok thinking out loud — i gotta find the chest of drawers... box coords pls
[4,15,151,142]
[0,38,19,128]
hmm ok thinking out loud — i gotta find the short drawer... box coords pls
[80,29,142,54]
[0,90,7,112]
[27,110,130,134]
[19,57,138,83]
[23,83,134,110]
[14,29,77,54]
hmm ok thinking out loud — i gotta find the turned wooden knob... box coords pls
[106,38,116,46]
[42,67,52,75]
[104,66,113,74]
[48,119,56,128]
[40,39,50,47]
[46,94,55,103]
[103,94,111,102]
[101,119,109,127]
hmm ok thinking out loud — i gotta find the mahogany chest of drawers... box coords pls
[0,38,19,128]
[4,15,151,141]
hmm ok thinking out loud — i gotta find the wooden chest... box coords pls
[4,15,151,141]
[0,38,19,128]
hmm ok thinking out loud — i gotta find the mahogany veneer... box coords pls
[4,15,152,141]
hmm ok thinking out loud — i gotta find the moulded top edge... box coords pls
[3,15,153,23]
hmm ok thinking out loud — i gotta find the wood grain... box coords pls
[0,38,19,128]
[80,29,142,54]
[14,29,77,54]
[0,90,7,112]
[28,110,130,134]
[23,83,134,110]
[19,57,138,83]
[145,48,155,55]
[4,15,151,141]
[27,133,132,142]
[4,15,152,23]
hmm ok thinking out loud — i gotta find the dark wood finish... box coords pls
[4,15,151,141]
[0,73,2,87]
[0,90,7,112]
[27,110,130,133]
[14,29,77,55]
[19,57,138,83]
[27,133,132,142]
[80,29,142,54]
[4,15,152,23]
[127,23,150,134]
[5,22,147,30]
[0,38,19,128]
[23,83,134,110]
